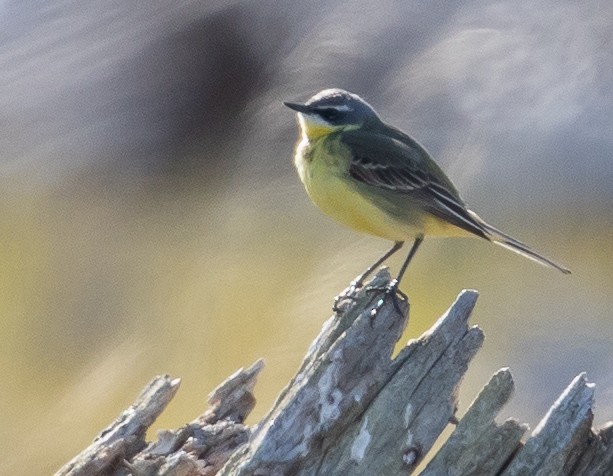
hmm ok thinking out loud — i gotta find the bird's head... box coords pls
[284,89,381,140]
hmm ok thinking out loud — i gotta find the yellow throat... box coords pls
[298,113,337,140]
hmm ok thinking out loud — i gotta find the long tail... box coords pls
[467,210,572,274]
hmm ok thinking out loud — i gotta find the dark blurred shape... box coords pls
[112,6,276,178]
[0,1,291,184]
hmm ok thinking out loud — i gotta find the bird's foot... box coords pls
[365,279,407,318]
[333,279,364,313]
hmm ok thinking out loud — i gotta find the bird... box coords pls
[284,89,570,309]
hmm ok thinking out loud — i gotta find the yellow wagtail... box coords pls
[284,89,570,306]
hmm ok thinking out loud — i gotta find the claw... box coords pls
[333,293,357,313]
[365,279,408,317]
[333,279,363,313]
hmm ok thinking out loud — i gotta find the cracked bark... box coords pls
[56,269,613,476]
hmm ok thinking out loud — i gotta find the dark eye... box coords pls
[319,108,342,122]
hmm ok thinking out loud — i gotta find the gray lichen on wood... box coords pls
[56,269,613,475]
[312,289,483,476]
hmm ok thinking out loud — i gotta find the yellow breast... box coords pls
[294,136,424,241]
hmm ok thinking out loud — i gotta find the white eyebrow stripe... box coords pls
[317,104,352,112]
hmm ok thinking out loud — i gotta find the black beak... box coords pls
[283,101,313,114]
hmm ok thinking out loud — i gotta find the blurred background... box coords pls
[0,0,611,473]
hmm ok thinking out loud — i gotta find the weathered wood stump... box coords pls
[56,270,613,475]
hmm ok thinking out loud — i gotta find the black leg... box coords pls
[333,241,404,313]
[374,234,424,315]
[354,241,404,288]
[391,234,423,289]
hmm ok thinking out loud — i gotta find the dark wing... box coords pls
[342,129,488,239]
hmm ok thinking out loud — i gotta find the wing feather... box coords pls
[345,132,488,239]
